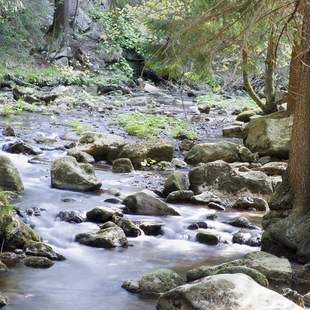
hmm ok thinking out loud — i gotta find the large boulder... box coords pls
[163,172,189,197]
[74,132,125,162]
[187,251,292,287]
[123,192,179,216]
[122,269,185,296]
[24,241,64,261]
[189,160,273,195]
[185,142,255,165]
[51,156,101,191]
[157,273,303,310]
[118,141,174,168]
[0,155,24,192]
[0,214,40,251]
[75,223,128,248]
[244,112,292,158]
[112,158,134,173]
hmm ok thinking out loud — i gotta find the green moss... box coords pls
[117,112,197,139]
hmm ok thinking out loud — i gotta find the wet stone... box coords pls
[24,256,54,269]
[196,232,219,245]
[56,210,85,224]
[187,222,208,230]
[139,222,164,236]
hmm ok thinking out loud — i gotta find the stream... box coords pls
[0,90,261,309]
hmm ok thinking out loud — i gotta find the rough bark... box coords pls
[263,28,277,114]
[262,0,310,262]
[287,42,301,114]
[48,0,70,44]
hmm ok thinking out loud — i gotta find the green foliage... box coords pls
[197,93,256,110]
[92,5,150,56]
[0,0,48,58]
[70,119,94,136]
[117,112,196,139]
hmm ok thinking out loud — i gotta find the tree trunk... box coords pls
[261,0,310,262]
[242,48,265,111]
[49,0,70,44]
[263,27,277,114]
[289,1,310,210]
[287,42,301,114]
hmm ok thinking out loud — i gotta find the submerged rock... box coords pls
[244,112,292,158]
[75,225,128,248]
[157,273,302,310]
[112,158,134,173]
[122,269,185,296]
[51,156,102,192]
[185,142,255,165]
[0,155,24,192]
[123,192,179,216]
[163,172,189,197]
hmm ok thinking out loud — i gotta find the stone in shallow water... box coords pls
[24,256,54,269]
[24,242,65,261]
[123,192,179,216]
[0,155,24,192]
[166,190,194,203]
[139,222,164,236]
[196,232,219,245]
[225,216,259,230]
[112,158,134,173]
[86,207,119,223]
[51,156,102,192]
[122,269,185,297]
[2,125,15,136]
[3,140,41,155]
[232,229,262,247]
[157,273,302,310]
[56,210,85,223]
[112,215,141,238]
[163,172,189,197]
[75,225,128,248]
[186,251,292,287]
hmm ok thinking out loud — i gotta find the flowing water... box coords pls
[0,104,260,309]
